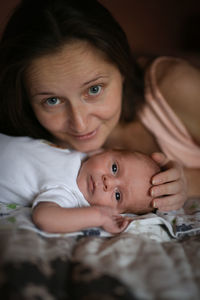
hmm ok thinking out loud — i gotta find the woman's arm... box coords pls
[184,168,200,197]
[32,202,129,234]
[149,60,200,210]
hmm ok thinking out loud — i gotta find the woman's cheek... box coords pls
[96,96,122,120]
[36,110,65,131]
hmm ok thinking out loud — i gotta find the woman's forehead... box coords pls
[27,40,110,72]
[25,41,118,92]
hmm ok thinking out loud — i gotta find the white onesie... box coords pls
[0,134,89,209]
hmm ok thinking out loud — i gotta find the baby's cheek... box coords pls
[93,193,110,207]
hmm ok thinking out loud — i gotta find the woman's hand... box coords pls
[150,152,188,211]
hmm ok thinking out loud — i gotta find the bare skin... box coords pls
[106,123,189,208]
[33,203,130,234]
[107,59,200,155]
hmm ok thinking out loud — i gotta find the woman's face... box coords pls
[25,41,123,152]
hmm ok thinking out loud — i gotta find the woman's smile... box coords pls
[70,127,99,141]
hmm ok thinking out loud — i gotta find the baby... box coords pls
[0,134,160,234]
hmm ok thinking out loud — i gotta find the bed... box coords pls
[0,197,200,300]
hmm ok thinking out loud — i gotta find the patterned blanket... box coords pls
[0,198,200,299]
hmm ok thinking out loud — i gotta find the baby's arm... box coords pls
[150,152,187,211]
[32,202,129,234]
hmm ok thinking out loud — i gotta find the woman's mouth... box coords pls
[71,128,98,141]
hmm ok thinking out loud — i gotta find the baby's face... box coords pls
[77,150,160,214]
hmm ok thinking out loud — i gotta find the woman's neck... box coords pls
[104,119,160,154]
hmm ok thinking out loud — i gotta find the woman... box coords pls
[0,0,198,210]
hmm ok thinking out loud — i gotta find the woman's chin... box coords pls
[55,129,108,152]
[73,142,102,153]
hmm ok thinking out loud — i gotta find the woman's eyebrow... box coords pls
[31,75,109,97]
[82,75,109,87]
[31,91,55,98]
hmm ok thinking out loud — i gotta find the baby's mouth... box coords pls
[89,175,95,195]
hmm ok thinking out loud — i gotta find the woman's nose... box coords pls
[102,175,115,191]
[69,103,88,133]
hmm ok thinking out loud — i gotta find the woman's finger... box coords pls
[150,181,182,198]
[152,162,181,184]
[151,152,169,167]
[153,194,185,211]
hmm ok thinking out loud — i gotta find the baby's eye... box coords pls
[88,85,102,96]
[115,190,121,201]
[45,97,61,106]
[112,163,118,175]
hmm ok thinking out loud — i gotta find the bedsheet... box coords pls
[0,198,200,299]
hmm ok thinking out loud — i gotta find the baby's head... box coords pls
[77,149,160,214]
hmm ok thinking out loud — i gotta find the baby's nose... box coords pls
[102,175,115,191]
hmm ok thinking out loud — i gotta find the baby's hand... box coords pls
[98,206,129,234]
[150,152,188,211]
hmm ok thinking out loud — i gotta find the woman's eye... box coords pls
[115,191,121,201]
[88,85,102,96]
[45,97,61,106]
[112,163,118,175]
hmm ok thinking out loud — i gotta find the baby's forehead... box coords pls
[101,149,143,164]
[118,151,160,174]
[109,150,148,163]
[99,149,159,172]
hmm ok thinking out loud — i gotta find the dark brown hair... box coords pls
[0,0,144,140]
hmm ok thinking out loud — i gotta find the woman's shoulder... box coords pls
[153,56,200,143]
[153,56,200,95]
[145,56,200,114]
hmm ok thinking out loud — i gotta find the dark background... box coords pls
[1,0,200,59]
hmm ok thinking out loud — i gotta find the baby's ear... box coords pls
[88,148,105,157]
